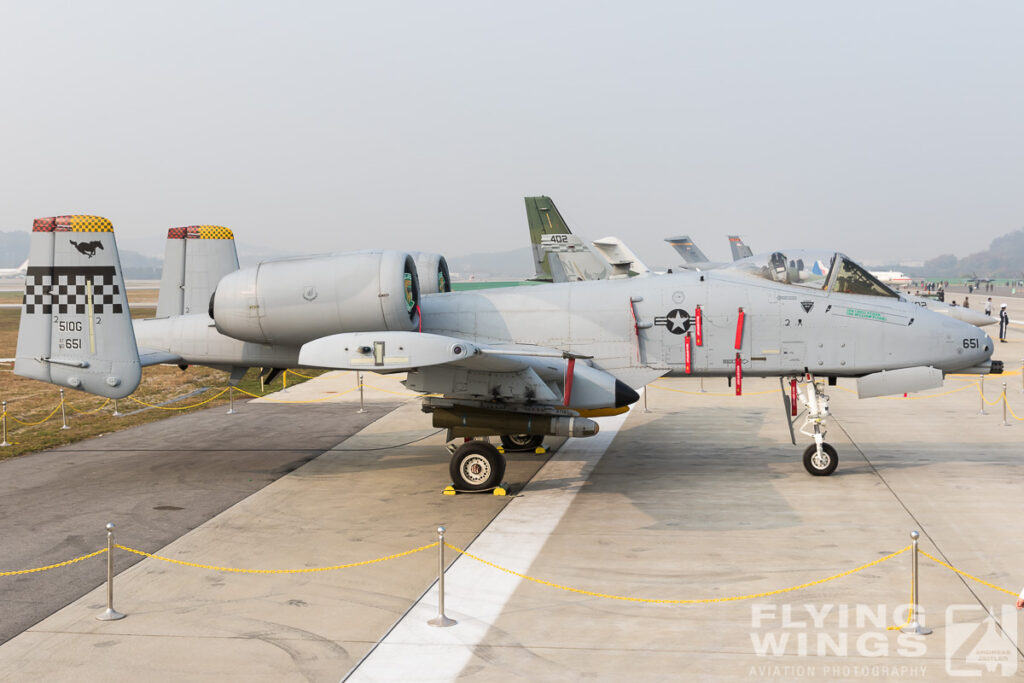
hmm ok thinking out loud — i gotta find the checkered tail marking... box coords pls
[23,266,124,315]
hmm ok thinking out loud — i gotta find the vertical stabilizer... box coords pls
[664,236,710,264]
[15,215,141,398]
[524,196,609,282]
[156,226,239,317]
[590,237,651,277]
[728,235,753,261]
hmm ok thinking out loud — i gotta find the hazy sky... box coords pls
[3,1,1023,267]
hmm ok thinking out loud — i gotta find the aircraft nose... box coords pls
[940,321,993,372]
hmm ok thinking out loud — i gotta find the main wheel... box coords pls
[499,434,544,452]
[449,442,506,491]
[803,442,838,476]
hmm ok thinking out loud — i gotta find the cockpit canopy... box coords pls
[726,250,898,298]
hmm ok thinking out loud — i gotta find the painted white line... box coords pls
[347,406,633,682]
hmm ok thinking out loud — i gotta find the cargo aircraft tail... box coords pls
[727,235,753,261]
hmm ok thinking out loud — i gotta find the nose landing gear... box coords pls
[785,376,839,476]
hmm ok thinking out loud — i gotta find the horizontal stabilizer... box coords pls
[138,349,183,366]
[856,366,943,399]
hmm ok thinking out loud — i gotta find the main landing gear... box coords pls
[447,433,547,491]
[448,441,506,491]
[790,377,839,476]
[499,434,544,452]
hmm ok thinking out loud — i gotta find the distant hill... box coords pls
[917,228,1024,278]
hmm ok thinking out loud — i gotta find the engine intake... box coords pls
[212,250,420,346]
[411,252,451,294]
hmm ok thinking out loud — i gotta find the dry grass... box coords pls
[0,306,324,460]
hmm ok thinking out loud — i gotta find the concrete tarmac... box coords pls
[0,357,1023,680]
[0,393,398,645]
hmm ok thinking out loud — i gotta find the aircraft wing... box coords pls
[299,331,568,373]
[298,331,638,411]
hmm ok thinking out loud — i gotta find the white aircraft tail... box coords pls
[156,225,239,318]
[590,237,651,276]
[14,216,141,398]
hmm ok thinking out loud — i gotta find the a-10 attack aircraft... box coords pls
[15,214,1000,490]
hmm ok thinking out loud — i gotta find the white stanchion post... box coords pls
[901,530,932,636]
[96,522,126,621]
[59,389,69,430]
[226,386,236,415]
[979,375,987,415]
[1,400,9,447]
[427,526,456,627]
[357,371,366,414]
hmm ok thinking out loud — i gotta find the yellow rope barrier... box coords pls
[7,402,64,426]
[65,398,112,415]
[976,383,1004,406]
[445,543,911,605]
[918,550,1019,596]
[0,548,107,576]
[115,542,438,574]
[285,369,318,380]
[128,388,228,411]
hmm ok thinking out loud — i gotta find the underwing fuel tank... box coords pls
[429,407,599,438]
[211,250,420,346]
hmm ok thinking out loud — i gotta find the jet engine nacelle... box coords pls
[411,252,451,294]
[211,250,420,346]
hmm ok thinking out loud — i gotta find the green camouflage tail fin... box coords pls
[156,225,239,318]
[524,196,609,282]
[14,215,141,398]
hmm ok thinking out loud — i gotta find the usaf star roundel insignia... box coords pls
[654,308,690,335]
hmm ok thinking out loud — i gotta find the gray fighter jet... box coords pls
[15,215,1000,491]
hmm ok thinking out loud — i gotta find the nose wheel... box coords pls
[449,441,506,491]
[802,442,838,476]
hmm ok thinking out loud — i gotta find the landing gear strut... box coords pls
[796,378,839,476]
[449,441,506,491]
